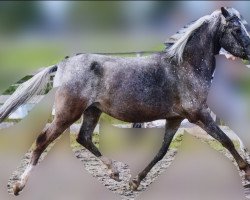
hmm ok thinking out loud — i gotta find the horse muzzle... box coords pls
[246,44,250,60]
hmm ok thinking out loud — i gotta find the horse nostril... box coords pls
[246,44,250,59]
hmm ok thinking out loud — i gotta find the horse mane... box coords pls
[166,10,222,63]
[164,20,197,46]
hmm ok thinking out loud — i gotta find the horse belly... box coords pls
[98,99,176,123]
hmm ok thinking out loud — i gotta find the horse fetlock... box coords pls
[236,157,248,170]
[129,177,140,191]
[13,181,25,196]
[237,162,250,181]
[100,156,121,181]
[107,165,121,181]
[13,164,33,195]
[244,165,250,181]
[100,156,112,167]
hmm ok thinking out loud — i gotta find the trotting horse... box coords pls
[1,7,250,195]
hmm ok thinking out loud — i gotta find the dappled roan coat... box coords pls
[1,7,250,195]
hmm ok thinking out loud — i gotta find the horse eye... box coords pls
[233,28,242,34]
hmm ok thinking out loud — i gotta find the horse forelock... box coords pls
[224,7,250,38]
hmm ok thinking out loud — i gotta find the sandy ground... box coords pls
[7,145,177,199]
[3,122,250,199]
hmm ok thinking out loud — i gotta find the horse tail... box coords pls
[0,65,58,123]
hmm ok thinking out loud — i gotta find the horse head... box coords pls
[219,7,250,61]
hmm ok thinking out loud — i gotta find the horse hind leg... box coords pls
[13,88,87,195]
[76,106,120,181]
[13,121,67,196]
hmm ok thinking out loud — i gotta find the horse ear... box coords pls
[221,7,230,18]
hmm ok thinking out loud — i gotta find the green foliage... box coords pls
[202,138,240,153]
[17,75,33,84]
[100,113,128,125]
[2,75,33,95]
[243,59,250,65]
[169,133,183,149]
[2,85,18,95]
[68,1,124,31]
[0,2,42,33]
[2,75,53,95]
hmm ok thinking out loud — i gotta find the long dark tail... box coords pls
[0,65,57,123]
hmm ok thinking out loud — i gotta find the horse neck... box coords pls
[183,17,222,79]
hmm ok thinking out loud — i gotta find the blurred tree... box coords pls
[149,1,179,26]
[67,1,125,31]
[0,1,42,34]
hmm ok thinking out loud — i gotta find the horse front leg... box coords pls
[195,109,250,180]
[129,118,182,191]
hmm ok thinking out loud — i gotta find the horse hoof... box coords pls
[244,166,250,181]
[129,179,139,191]
[245,173,250,181]
[13,182,23,196]
[110,172,121,182]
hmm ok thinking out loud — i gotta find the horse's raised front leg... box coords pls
[76,106,120,181]
[13,88,86,195]
[129,118,182,191]
[195,109,250,179]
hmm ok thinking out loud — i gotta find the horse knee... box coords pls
[76,135,91,147]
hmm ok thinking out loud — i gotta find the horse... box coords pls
[0,7,250,195]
